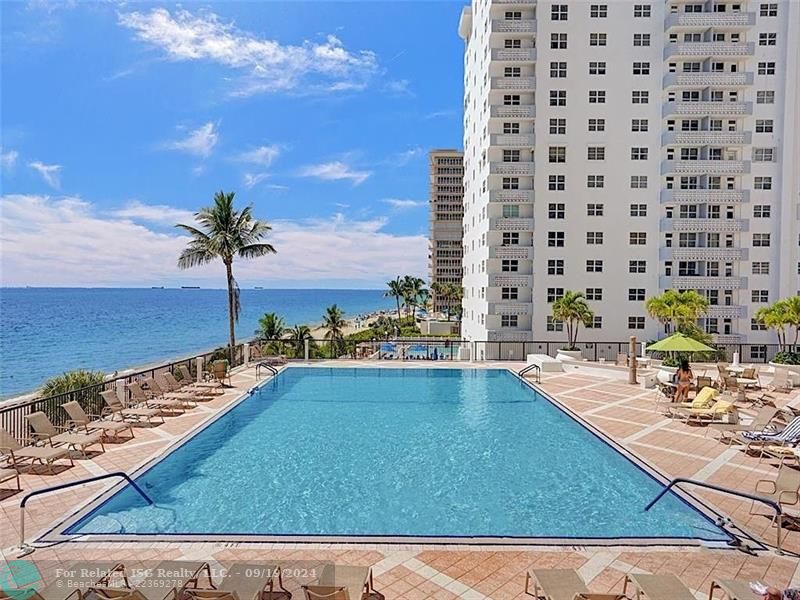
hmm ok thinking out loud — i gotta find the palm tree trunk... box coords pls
[395,297,401,321]
[225,261,236,364]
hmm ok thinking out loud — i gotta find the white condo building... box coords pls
[458,0,800,359]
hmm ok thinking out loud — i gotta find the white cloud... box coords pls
[423,109,457,120]
[118,8,378,97]
[265,184,289,191]
[164,122,218,157]
[235,145,280,167]
[191,165,206,177]
[395,146,423,165]
[298,161,371,185]
[242,172,269,189]
[382,198,425,210]
[112,200,196,225]
[384,79,413,96]
[0,195,426,287]
[28,161,62,188]
[1,149,19,170]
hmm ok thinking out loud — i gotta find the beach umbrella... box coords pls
[646,332,715,353]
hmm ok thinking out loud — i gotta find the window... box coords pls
[547,288,565,303]
[548,203,565,219]
[504,39,522,49]
[588,90,606,104]
[754,176,772,190]
[753,205,771,218]
[630,204,647,217]
[546,316,564,332]
[504,66,521,78]
[502,232,519,245]
[551,33,568,49]
[587,175,604,188]
[501,287,518,300]
[586,316,603,329]
[550,61,567,78]
[548,146,566,163]
[752,262,770,275]
[502,204,520,218]
[586,259,603,273]
[629,232,647,245]
[759,32,777,46]
[586,232,604,245]
[587,203,604,216]
[551,4,568,20]
[502,177,519,189]
[632,90,649,104]
[501,315,518,328]
[630,175,648,189]
[757,90,775,104]
[633,4,651,17]
[503,149,520,162]
[632,62,650,75]
[590,4,607,18]
[753,233,771,247]
[752,290,769,303]
[633,33,650,47]
[588,118,605,132]
[547,259,564,275]
[760,3,778,16]
[503,122,520,135]
[758,61,776,75]
[585,288,603,301]
[755,119,774,133]
[587,146,605,160]
[501,259,519,272]
[503,94,521,106]
[549,118,567,134]
[629,260,646,273]
[548,231,565,247]
[750,346,767,361]
[628,288,646,301]
[589,33,607,46]
[550,90,567,106]
[631,119,648,132]
[753,148,775,162]
[751,318,768,331]
[631,147,648,160]
[628,316,645,329]
[589,61,606,75]
[548,175,565,191]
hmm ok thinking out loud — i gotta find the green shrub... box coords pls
[41,369,106,397]
[774,351,800,365]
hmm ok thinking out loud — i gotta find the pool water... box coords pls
[67,368,729,541]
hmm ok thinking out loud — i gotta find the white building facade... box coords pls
[458,0,800,359]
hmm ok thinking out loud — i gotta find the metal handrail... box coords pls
[255,362,279,377]
[16,471,153,556]
[518,363,541,383]
[645,477,784,554]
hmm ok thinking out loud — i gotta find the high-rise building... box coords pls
[429,149,465,315]
[458,0,799,359]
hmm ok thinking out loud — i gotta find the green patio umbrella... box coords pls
[646,332,715,353]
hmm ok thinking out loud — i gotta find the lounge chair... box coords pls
[131,380,188,412]
[178,365,222,390]
[707,407,781,444]
[694,376,714,391]
[751,467,800,516]
[301,566,382,600]
[769,368,794,393]
[708,579,761,600]
[92,561,214,600]
[738,415,800,454]
[101,390,165,426]
[62,400,135,441]
[673,398,738,425]
[209,360,232,386]
[666,386,718,416]
[7,562,130,600]
[622,574,696,600]
[0,467,21,492]
[182,563,291,600]
[25,411,105,457]
[163,372,221,397]
[525,569,625,600]
[0,426,74,473]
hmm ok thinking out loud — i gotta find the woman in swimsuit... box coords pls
[675,359,694,402]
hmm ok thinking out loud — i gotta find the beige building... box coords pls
[429,149,465,315]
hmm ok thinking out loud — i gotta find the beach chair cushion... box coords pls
[742,415,800,442]
[691,386,718,408]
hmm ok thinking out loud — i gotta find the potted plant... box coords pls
[551,291,593,361]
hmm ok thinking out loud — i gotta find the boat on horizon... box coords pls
[181,286,201,289]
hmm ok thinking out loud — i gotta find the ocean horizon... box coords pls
[0,287,395,399]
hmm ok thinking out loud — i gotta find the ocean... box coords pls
[0,288,395,399]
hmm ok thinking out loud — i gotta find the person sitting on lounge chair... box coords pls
[675,359,694,403]
[759,584,800,599]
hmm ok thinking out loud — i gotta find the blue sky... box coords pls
[0,0,465,288]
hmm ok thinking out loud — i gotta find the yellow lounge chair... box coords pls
[674,399,737,425]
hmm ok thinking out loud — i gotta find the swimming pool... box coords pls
[60,367,730,543]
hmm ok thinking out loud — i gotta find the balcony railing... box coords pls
[662,275,747,290]
[492,217,534,231]
[490,133,535,147]
[662,247,747,261]
[487,330,532,342]
[663,42,754,60]
[491,105,535,118]
[491,77,536,91]
[663,218,747,233]
[663,101,752,117]
[661,189,749,204]
[488,302,532,316]
[707,306,748,319]
[491,48,537,61]
[491,19,536,33]
[661,159,750,175]
[663,72,753,88]
[490,161,535,175]
[490,189,534,203]
[664,12,756,30]
[491,0,536,4]
[662,130,751,145]
[491,245,534,259]
[491,274,533,288]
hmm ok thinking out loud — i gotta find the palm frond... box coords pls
[177,246,216,269]
[238,243,277,259]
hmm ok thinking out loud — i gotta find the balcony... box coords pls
[490,161,535,175]
[491,274,533,288]
[491,105,535,119]
[491,217,534,231]
[661,159,750,175]
[663,72,753,88]
[663,42,754,60]
[487,330,532,342]
[713,333,745,344]
[490,133,535,147]
[664,12,756,30]
[663,218,747,233]
[663,101,752,117]
[661,189,749,204]
[661,247,747,261]
[491,0,536,4]
[491,19,536,33]
[490,189,534,203]
[491,48,537,62]
[662,275,747,290]
[662,130,751,145]
[491,77,536,92]
[491,245,534,260]
[488,302,531,316]
[707,305,747,319]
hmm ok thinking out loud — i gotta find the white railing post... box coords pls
[244,343,251,365]
[115,378,126,403]
[196,356,204,382]
[305,339,310,361]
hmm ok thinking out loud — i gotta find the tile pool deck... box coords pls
[2,361,800,598]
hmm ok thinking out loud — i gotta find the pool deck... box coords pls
[2,360,800,598]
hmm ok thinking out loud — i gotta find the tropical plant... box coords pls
[322,304,347,357]
[645,289,709,335]
[384,277,405,321]
[551,290,594,350]
[255,312,287,341]
[401,275,427,321]
[288,324,312,357]
[40,369,106,397]
[176,190,276,363]
[432,282,463,320]
[755,296,800,353]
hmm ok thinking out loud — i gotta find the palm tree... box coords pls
[551,290,594,350]
[385,277,404,321]
[645,289,709,335]
[433,282,463,321]
[401,275,426,322]
[781,296,800,346]
[176,190,276,363]
[255,312,286,341]
[288,324,312,357]
[322,304,346,357]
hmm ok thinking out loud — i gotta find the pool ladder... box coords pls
[518,363,541,383]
